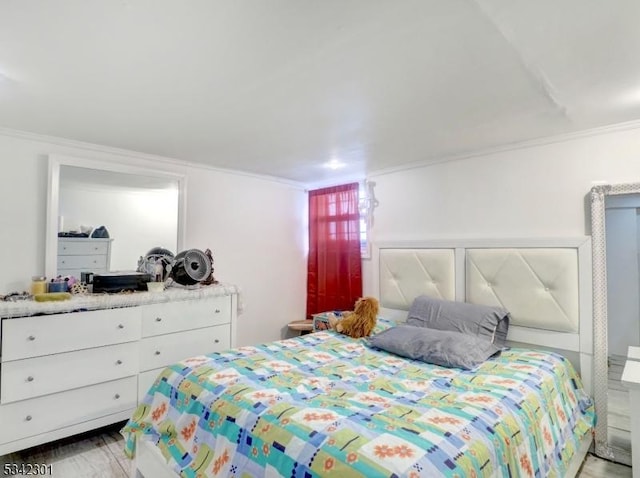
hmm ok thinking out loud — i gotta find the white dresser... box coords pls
[57,237,113,278]
[0,286,238,456]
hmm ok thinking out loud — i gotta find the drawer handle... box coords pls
[25,415,33,422]
[116,360,123,365]
[118,324,124,329]
[215,309,221,313]
[155,350,161,355]
[214,339,220,344]
[27,376,34,382]
[114,394,120,400]
[28,335,36,341]
[155,317,162,322]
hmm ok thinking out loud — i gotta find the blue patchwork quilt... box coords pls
[122,321,594,477]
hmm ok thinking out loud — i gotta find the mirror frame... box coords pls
[590,182,640,460]
[45,154,187,280]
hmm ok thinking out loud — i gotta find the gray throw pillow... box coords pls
[407,295,510,347]
[368,325,501,370]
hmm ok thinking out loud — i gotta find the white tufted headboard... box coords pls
[379,249,456,308]
[372,238,593,394]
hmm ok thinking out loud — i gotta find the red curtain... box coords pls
[306,183,362,317]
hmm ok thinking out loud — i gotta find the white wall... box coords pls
[185,168,307,346]
[363,124,640,295]
[0,131,307,346]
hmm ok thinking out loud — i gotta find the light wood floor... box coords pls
[0,423,130,478]
[0,421,632,477]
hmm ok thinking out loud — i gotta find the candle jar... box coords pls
[30,276,47,296]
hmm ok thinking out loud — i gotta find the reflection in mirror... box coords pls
[590,183,640,465]
[59,166,179,276]
[46,156,185,281]
[603,193,640,464]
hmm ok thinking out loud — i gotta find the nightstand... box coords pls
[288,319,314,335]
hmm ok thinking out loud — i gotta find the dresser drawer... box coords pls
[0,376,136,445]
[141,296,231,337]
[1,308,141,361]
[57,254,108,270]
[139,324,230,371]
[1,342,139,404]
[58,240,110,256]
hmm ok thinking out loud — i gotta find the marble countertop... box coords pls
[0,283,241,319]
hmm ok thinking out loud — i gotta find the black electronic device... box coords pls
[92,272,151,293]
[170,249,212,285]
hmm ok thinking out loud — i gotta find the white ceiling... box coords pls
[1,0,639,184]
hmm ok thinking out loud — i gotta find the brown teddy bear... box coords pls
[328,296,379,338]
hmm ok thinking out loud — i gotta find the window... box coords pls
[307,183,363,316]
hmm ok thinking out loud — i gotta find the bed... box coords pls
[122,239,596,477]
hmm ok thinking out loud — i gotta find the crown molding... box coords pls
[0,126,306,190]
[369,118,640,178]
[0,126,185,166]
[304,174,366,191]
[5,116,640,189]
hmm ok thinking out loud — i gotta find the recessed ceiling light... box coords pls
[324,158,346,170]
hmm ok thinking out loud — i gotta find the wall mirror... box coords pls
[591,182,640,465]
[45,155,186,280]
